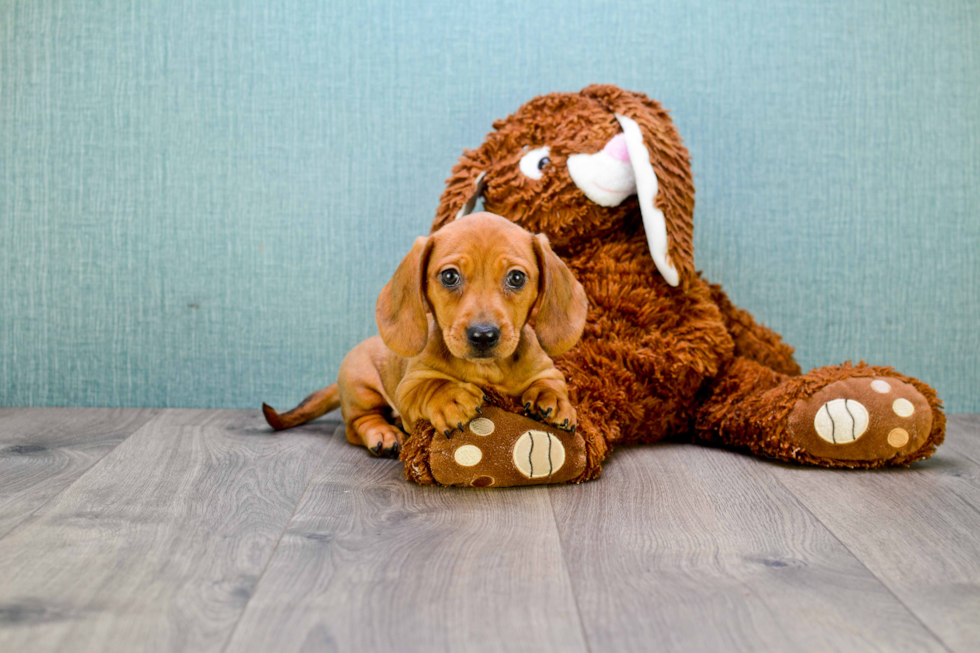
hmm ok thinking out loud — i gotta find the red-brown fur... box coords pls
[402,85,945,482]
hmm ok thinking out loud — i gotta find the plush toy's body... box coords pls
[402,85,944,486]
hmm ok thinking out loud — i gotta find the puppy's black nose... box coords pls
[467,324,500,349]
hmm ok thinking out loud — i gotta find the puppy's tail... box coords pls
[262,384,341,431]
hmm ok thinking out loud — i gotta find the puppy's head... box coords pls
[376,212,587,361]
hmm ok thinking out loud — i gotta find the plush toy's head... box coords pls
[432,85,696,287]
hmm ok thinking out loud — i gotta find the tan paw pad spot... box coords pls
[513,430,565,479]
[468,417,495,436]
[454,445,483,467]
[814,399,869,444]
[887,428,910,448]
[870,379,892,394]
[892,398,915,417]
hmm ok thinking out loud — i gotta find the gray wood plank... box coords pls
[550,443,948,653]
[771,414,980,652]
[0,409,334,653]
[223,425,588,653]
[942,414,980,467]
[0,407,157,540]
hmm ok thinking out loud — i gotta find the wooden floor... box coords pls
[0,410,977,653]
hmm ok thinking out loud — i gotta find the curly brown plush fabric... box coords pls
[403,85,945,485]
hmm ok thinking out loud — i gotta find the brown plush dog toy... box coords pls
[401,84,945,487]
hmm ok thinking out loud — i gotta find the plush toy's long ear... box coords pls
[580,85,696,287]
[376,236,433,358]
[532,234,589,356]
[613,113,678,286]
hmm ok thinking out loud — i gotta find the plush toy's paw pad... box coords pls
[788,376,933,461]
[427,407,586,487]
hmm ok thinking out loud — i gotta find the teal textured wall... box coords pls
[1,1,978,412]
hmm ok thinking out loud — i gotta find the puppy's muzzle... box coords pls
[466,323,500,356]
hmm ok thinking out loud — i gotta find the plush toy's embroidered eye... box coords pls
[440,269,461,288]
[506,270,526,289]
[519,146,551,180]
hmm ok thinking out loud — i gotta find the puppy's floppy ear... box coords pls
[376,236,433,358]
[532,234,589,357]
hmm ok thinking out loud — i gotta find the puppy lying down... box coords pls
[263,212,589,458]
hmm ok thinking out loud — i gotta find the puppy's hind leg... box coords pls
[346,410,406,459]
[338,339,407,459]
[342,374,406,458]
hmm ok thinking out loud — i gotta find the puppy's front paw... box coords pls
[427,384,485,438]
[522,386,577,431]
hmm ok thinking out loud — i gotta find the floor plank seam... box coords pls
[547,489,594,653]
[218,433,331,653]
[0,410,157,543]
[769,472,956,653]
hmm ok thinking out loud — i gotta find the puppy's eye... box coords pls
[506,270,526,289]
[519,146,551,180]
[440,269,461,288]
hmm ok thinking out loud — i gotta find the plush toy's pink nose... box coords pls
[602,133,631,163]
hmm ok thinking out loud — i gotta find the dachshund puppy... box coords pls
[262,212,589,457]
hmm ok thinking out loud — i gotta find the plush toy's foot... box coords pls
[695,358,945,468]
[787,376,933,462]
[403,406,587,487]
